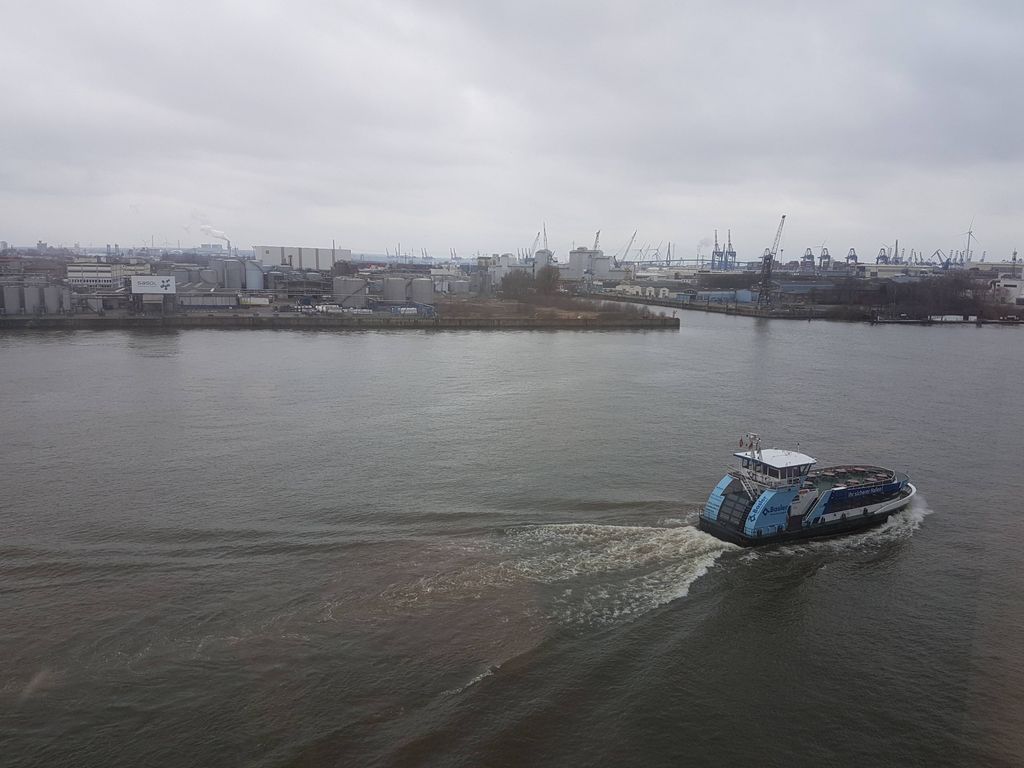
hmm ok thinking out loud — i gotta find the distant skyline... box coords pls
[2,1,1022,260]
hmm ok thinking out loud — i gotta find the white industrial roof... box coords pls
[734,448,817,468]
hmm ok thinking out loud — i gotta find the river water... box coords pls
[2,315,1023,767]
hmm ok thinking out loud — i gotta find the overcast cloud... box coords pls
[1,0,1022,261]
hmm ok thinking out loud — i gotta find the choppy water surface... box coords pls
[2,317,1023,767]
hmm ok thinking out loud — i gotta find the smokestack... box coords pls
[200,224,231,253]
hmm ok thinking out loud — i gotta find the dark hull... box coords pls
[698,497,912,547]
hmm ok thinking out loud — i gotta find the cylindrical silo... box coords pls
[2,286,20,314]
[451,280,470,295]
[223,260,244,290]
[210,259,227,285]
[410,278,435,305]
[244,261,265,291]
[22,286,42,314]
[383,277,408,302]
[43,286,61,314]
[333,277,367,308]
[534,249,552,274]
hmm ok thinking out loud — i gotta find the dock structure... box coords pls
[0,314,680,332]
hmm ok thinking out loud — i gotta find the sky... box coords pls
[2,0,1022,263]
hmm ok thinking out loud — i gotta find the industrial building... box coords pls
[65,259,151,287]
[0,284,72,315]
[565,247,629,283]
[256,245,353,270]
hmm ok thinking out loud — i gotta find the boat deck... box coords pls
[807,465,896,492]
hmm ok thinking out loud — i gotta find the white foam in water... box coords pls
[390,522,735,626]
[441,663,501,696]
[743,494,935,560]
[502,523,734,624]
[390,498,933,626]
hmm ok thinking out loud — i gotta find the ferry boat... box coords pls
[698,435,916,546]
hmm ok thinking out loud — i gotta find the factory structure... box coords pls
[2,224,1022,319]
[0,241,465,318]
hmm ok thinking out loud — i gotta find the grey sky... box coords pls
[2,0,1022,261]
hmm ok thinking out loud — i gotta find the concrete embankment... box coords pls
[597,294,836,320]
[0,314,680,331]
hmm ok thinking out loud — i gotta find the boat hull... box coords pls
[698,484,916,547]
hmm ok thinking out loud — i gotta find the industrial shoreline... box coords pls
[597,294,1023,325]
[0,313,680,331]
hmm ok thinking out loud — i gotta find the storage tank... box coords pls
[383,277,408,302]
[410,278,435,305]
[333,277,367,308]
[210,259,227,285]
[22,286,42,314]
[223,260,244,290]
[199,269,219,284]
[43,286,61,314]
[1,286,19,314]
[244,261,265,291]
[451,280,470,295]
[534,249,553,274]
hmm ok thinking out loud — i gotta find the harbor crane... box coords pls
[593,230,601,250]
[529,230,541,257]
[615,229,637,268]
[757,215,786,308]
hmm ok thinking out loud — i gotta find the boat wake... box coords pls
[387,522,734,627]
[385,497,933,629]
[441,664,501,696]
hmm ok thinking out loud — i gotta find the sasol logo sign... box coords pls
[130,276,176,294]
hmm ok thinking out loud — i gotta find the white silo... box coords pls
[43,286,61,314]
[333,277,367,308]
[383,277,408,302]
[410,278,435,304]
[223,260,244,290]
[22,286,42,314]
[244,261,265,290]
[534,249,553,275]
[3,285,22,314]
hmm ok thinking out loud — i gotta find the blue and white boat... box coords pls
[699,434,916,546]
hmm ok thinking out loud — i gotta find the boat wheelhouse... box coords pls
[699,435,915,546]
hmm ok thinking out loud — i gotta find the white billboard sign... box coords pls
[130,276,176,294]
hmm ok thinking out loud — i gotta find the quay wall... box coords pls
[0,314,681,332]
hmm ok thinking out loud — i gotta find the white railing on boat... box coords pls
[736,472,761,500]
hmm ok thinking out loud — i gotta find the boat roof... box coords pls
[734,448,817,468]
